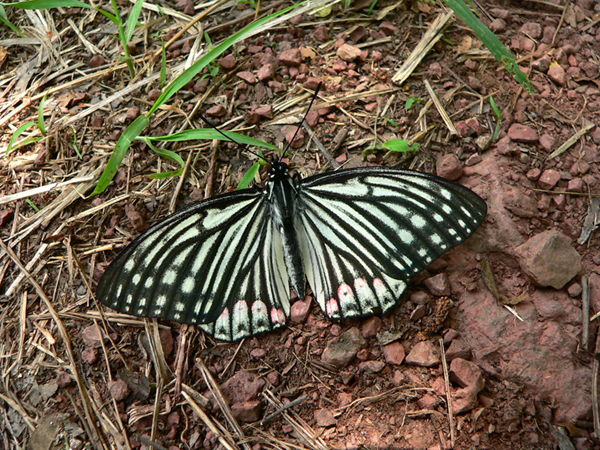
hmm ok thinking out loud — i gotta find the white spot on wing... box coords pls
[163,269,177,285]
[182,277,195,293]
[144,277,153,288]
[411,215,426,229]
[132,274,141,285]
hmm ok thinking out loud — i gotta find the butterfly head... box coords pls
[268,158,289,182]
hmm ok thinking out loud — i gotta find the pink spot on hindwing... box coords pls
[234,300,248,313]
[354,277,368,291]
[252,300,267,316]
[271,308,285,324]
[220,307,230,318]
[338,283,353,299]
[326,298,339,316]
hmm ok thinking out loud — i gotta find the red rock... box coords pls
[56,372,74,388]
[450,358,484,391]
[237,71,256,84]
[108,379,130,401]
[514,230,582,289]
[337,392,352,408]
[465,153,482,166]
[266,371,279,386]
[231,400,261,422]
[570,160,590,175]
[81,347,99,365]
[313,25,329,43]
[358,360,385,373]
[519,22,542,39]
[406,341,440,367]
[453,386,479,414]
[410,291,429,305]
[159,328,174,356]
[379,21,398,36]
[206,104,226,117]
[494,135,516,155]
[537,169,560,189]
[0,209,14,227]
[423,273,451,296]
[382,341,405,365]
[257,63,275,82]
[432,376,446,395]
[361,316,382,338]
[392,370,405,386]
[305,110,319,127]
[321,327,366,368]
[90,55,106,67]
[81,325,115,348]
[436,154,462,180]
[284,126,305,149]
[336,43,362,62]
[148,88,162,102]
[526,168,541,181]
[429,62,442,79]
[539,134,555,151]
[314,408,336,427]
[183,1,194,15]
[490,8,510,19]
[254,105,273,119]
[410,304,428,321]
[548,63,566,86]
[568,283,582,297]
[125,204,147,233]
[418,393,441,409]
[219,54,236,69]
[507,123,539,143]
[290,297,311,323]
[489,18,506,33]
[446,338,472,361]
[250,348,266,359]
[278,48,301,66]
[221,372,265,404]
[567,178,584,192]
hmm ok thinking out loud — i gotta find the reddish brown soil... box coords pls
[1,1,599,449]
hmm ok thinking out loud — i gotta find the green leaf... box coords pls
[237,162,260,189]
[6,121,37,155]
[0,5,24,35]
[382,139,419,153]
[159,39,167,88]
[145,142,184,179]
[37,91,48,136]
[405,97,423,110]
[124,0,144,43]
[489,95,502,142]
[148,1,304,115]
[91,115,149,196]
[443,0,534,93]
[145,128,281,151]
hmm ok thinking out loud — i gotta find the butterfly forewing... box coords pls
[295,167,487,320]
[97,188,291,340]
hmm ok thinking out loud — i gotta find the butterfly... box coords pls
[96,88,487,342]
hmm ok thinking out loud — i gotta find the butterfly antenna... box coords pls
[281,82,323,160]
[198,114,268,163]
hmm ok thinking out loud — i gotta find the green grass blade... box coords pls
[237,162,260,189]
[145,141,184,179]
[443,0,534,93]
[124,0,144,43]
[382,139,419,152]
[91,115,149,196]
[6,121,36,156]
[0,5,24,35]
[37,92,48,136]
[148,1,306,115]
[2,0,120,24]
[145,128,280,151]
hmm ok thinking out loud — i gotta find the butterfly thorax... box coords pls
[267,159,306,299]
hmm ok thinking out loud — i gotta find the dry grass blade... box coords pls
[440,338,455,448]
[263,389,329,450]
[424,79,457,135]
[392,11,454,83]
[0,238,105,448]
[195,356,252,450]
[547,121,595,159]
[181,385,238,450]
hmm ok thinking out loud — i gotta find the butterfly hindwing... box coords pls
[97,188,291,341]
[295,167,487,320]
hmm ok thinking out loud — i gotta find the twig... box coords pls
[303,121,340,169]
[261,395,309,425]
[440,338,455,448]
[582,275,590,351]
[547,121,595,159]
[424,80,457,136]
[392,11,454,84]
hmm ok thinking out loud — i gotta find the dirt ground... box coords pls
[1,0,599,449]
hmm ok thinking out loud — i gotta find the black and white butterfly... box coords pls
[97,90,487,342]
